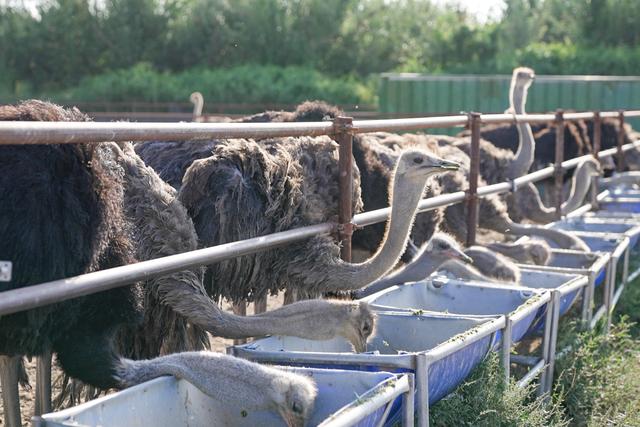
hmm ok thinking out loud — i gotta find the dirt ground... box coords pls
[0,294,284,426]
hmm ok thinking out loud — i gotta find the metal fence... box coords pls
[379,73,640,134]
[1,109,640,315]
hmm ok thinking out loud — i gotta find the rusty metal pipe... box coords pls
[554,110,565,220]
[466,112,481,247]
[335,117,354,262]
[617,110,626,172]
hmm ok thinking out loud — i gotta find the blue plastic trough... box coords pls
[517,269,589,333]
[360,276,546,345]
[516,248,609,288]
[550,218,640,248]
[38,368,412,427]
[232,312,503,425]
[600,197,640,213]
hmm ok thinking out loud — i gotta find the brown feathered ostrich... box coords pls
[225,101,538,282]
[178,137,460,305]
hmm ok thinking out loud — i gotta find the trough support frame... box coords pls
[591,112,602,209]
[500,316,512,385]
[466,112,481,247]
[415,353,430,427]
[554,110,565,220]
[581,271,595,330]
[334,116,355,262]
[543,290,561,396]
[402,374,416,427]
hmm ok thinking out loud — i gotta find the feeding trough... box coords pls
[36,367,413,427]
[360,276,546,345]
[232,311,503,425]
[514,248,609,326]
[599,196,640,213]
[549,218,640,248]
[518,268,589,331]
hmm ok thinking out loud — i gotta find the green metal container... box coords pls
[379,73,640,134]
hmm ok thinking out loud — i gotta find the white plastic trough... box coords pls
[231,312,504,426]
[360,276,547,345]
[36,367,412,427]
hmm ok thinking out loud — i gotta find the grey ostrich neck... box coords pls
[518,159,598,223]
[506,79,535,179]
[328,171,428,291]
[358,253,449,297]
[117,352,309,412]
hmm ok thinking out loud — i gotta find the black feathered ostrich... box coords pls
[0,101,378,427]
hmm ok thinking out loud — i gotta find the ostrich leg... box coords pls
[232,302,247,345]
[0,355,22,427]
[254,296,268,314]
[35,350,52,415]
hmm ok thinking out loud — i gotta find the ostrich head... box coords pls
[334,301,376,353]
[271,370,318,427]
[190,91,203,105]
[513,67,535,90]
[394,149,460,183]
[426,233,473,264]
[524,240,552,265]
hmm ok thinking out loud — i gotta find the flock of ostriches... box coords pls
[1,67,639,427]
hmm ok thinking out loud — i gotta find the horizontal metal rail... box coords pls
[1,138,636,316]
[1,110,640,145]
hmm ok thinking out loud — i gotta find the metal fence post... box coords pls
[591,111,602,209]
[617,110,626,173]
[466,112,481,247]
[334,116,355,262]
[554,110,565,220]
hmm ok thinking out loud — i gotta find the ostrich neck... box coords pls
[326,174,427,291]
[357,253,447,297]
[516,162,596,223]
[165,285,342,340]
[118,353,277,410]
[506,84,535,180]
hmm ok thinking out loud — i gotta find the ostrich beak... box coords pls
[428,158,460,171]
[280,410,305,427]
[353,336,367,353]
[447,248,473,264]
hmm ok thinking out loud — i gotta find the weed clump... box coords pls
[430,353,567,427]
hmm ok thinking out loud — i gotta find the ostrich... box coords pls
[228,101,550,275]
[190,91,204,119]
[356,233,487,298]
[0,101,376,426]
[178,137,461,305]
[117,351,317,427]
[357,233,530,299]
[511,156,601,223]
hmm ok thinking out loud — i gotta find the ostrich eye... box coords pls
[363,323,371,334]
[413,157,424,165]
[292,401,303,414]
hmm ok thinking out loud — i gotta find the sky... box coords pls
[434,0,506,23]
[5,0,507,22]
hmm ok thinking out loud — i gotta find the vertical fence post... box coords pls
[334,116,354,262]
[554,110,565,220]
[617,110,626,173]
[466,112,481,247]
[591,111,602,209]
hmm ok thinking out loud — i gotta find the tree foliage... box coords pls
[1,0,639,101]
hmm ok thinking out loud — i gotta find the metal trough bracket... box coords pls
[0,261,11,282]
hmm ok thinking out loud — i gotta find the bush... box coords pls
[38,63,375,107]
[430,353,567,427]
[553,318,640,426]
